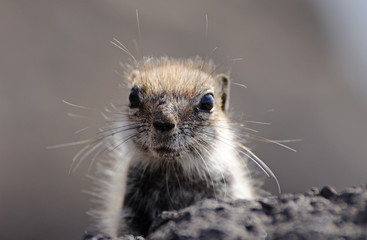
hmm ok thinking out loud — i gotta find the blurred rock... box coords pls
[93,184,367,240]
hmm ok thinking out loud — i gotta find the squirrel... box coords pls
[79,55,278,239]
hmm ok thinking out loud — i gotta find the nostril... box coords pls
[153,121,175,132]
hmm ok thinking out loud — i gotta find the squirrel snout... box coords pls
[153,120,175,132]
[153,103,177,132]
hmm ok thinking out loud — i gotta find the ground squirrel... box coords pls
[76,54,281,239]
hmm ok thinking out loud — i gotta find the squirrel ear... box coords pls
[216,74,230,112]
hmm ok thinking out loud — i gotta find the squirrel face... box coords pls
[125,57,230,161]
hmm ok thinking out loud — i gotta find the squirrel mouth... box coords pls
[155,146,175,153]
[153,146,180,157]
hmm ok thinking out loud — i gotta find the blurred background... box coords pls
[1,0,367,239]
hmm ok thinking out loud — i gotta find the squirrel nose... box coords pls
[153,120,175,132]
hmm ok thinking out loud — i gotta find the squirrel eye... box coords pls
[199,93,215,112]
[129,88,140,108]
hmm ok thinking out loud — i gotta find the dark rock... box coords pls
[259,201,274,215]
[147,184,367,240]
[355,206,367,225]
[83,184,367,240]
[318,186,337,199]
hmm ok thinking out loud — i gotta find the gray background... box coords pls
[1,1,367,239]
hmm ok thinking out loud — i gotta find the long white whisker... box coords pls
[73,140,106,173]
[62,100,99,111]
[108,134,138,153]
[70,144,91,174]
[193,137,228,199]
[190,137,218,200]
[74,123,98,134]
[202,130,281,194]
[247,133,297,152]
[97,124,140,135]
[270,139,302,143]
[111,38,138,66]
[245,120,271,125]
[47,139,95,149]
[231,82,247,88]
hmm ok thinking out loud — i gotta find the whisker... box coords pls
[235,141,281,194]
[135,9,144,58]
[97,126,141,138]
[205,14,209,40]
[114,69,125,81]
[238,125,258,133]
[74,123,99,134]
[133,39,141,60]
[231,82,247,88]
[53,121,138,173]
[108,133,138,153]
[201,130,281,194]
[88,143,111,172]
[70,143,92,174]
[100,112,120,122]
[111,38,138,66]
[246,133,297,152]
[72,140,106,173]
[97,123,140,134]
[270,139,302,143]
[62,100,99,111]
[191,118,295,154]
[194,122,259,134]
[47,138,95,149]
[110,103,127,114]
[244,120,271,125]
[75,133,137,174]
[209,57,244,76]
[190,137,218,200]
[69,136,113,174]
[192,136,228,198]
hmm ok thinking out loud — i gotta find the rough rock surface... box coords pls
[85,185,367,240]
